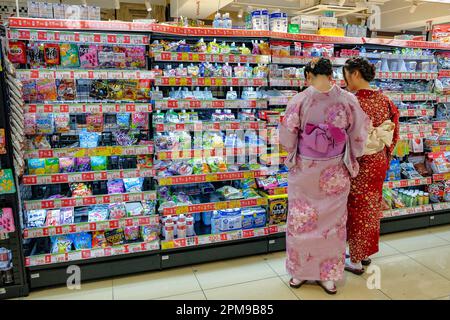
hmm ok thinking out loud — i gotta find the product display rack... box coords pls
[1,18,450,290]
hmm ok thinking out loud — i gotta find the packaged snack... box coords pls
[51,235,73,254]
[137,155,153,169]
[258,41,271,55]
[97,46,115,68]
[108,203,127,220]
[113,46,127,68]
[90,156,107,171]
[113,130,137,146]
[207,39,221,54]
[88,205,109,222]
[27,42,45,69]
[35,113,54,134]
[28,158,46,175]
[131,113,148,129]
[72,232,92,250]
[36,79,57,102]
[46,209,61,226]
[22,80,37,102]
[429,182,445,203]
[56,79,77,101]
[59,208,74,225]
[107,179,125,194]
[124,226,140,242]
[123,178,144,193]
[122,80,138,100]
[54,114,71,133]
[217,186,243,200]
[26,209,47,228]
[125,202,144,217]
[8,41,27,64]
[267,194,287,224]
[107,80,124,100]
[0,208,15,234]
[70,183,92,197]
[92,231,108,248]
[142,200,156,216]
[116,113,131,128]
[207,157,227,173]
[79,131,100,148]
[89,80,109,100]
[125,46,146,69]
[76,157,91,172]
[140,226,159,242]
[44,43,60,65]
[252,207,267,228]
[60,43,80,67]
[24,114,37,135]
[79,44,99,68]
[137,80,151,101]
[105,228,125,246]
[45,158,60,174]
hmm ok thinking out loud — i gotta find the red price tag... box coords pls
[109,220,119,229]
[55,226,63,235]
[230,122,240,130]
[51,174,68,183]
[23,176,37,185]
[69,225,77,233]
[126,104,136,112]
[81,250,91,259]
[61,198,76,207]
[104,248,112,256]
[400,180,408,187]
[107,34,117,43]
[175,123,185,131]
[89,222,97,231]
[125,218,133,227]
[38,149,53,158]
[41,200,55,209]
[45,255,52,264]
[243,230,254,238]
[156,124,164,132]
[82,172,95,181]
[83,197,97,205]
[190,100,201,108]
[123,35,131,44]
[37,31,47,40]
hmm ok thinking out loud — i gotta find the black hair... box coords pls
[344,57,376,82]
[304,57,333,78]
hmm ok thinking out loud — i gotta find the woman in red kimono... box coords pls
[343,57,399,274]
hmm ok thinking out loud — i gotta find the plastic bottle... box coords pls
[213,13,222,29]
[164,221,175,240]
[186,215,195,237]
[177,215,187,238]
[179,109,190,122]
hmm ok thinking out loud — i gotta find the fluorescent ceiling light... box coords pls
[145,0,152,12]
[410,2,418,13]
[82,0,87,7]
[420,0,450,3]
[115,0,120,10]
[238,8,243,18]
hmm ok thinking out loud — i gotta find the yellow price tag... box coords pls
[216,78,222,86]
[159,177,171,186]
[192,53,199,61]
[73,148,88,158]
[180,78,187,86]
[181,52,189,61]
[214,201,228,210]
[161,241,175,250]
[205,174,218,182]
[204,78,212,86]
[176,206,188,215]
[243,172,254,179]
[169,77,176,86]
[158,152,167,160]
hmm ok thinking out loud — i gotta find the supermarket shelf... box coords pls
[439,70,450,78]
[433,173,450,182]
[360,52,435,60]
[152,51,271,64]
[153,76,267,87]
[375,72,438,80]
[16,69,155,81]
[271,56,347,65]
[383,178,432,189]
[399,123,433,134]
[156,169,270,186]
[0,284,29,300]
[23,190,157,210]
[156,147,267,160]
[24,103,152,114]
[23,215,159,239]
[437,95,450,103]
[399,109,435,117]
[25,240,159,267]
[24,145,153,159]
[154,121,267,132]
[161,197,268,215]
[382,204,433,219]
[8,17,154,32]
[271,31,363,44]
[362,37,450,50]
[153,99,267,110]
[22,168,155,185]
[399,131,434,140]
[7,28,149,44]
[386,93,436,102]
[161,224,287,250]
[269,78,346,87]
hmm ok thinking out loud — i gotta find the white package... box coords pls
[52,4,65,20]
[27,1,40,18]
[39,2,54,18]
[319,16,338,29]
[88,6,101,20]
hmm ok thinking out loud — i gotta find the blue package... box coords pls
[79,130,99,148]
[72,232,92,250]
[211,211,221,234]
[123,177,144,193]
[241,211,253,230]
[252,207,267,228]
[218,208,241,231]
[202,211,212,226]
[117,113,131,128]
[194,212,201,222]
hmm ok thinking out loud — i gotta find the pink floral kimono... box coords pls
[279,85,369,281]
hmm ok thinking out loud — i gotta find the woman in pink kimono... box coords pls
[279,58,369,294]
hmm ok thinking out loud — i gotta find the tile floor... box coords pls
[15,225,450,300]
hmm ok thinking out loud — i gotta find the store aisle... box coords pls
[17,225,450,300]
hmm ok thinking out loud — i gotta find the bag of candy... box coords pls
[54,114,71,133]
[79,44,99,68]
[107,179,125,194]
[56,79,77,101]
[8,41,27,64]
[125,202,144,217]
[105,228,125,246]
[108,203,127,220]
[97,46,115,68]
[88,205,109,222]
[90,156,107,171]
[51,235,73,254]
[45,158,60,174]
[125,46,146,69]
[70,182,92,197]
[72,232,92,250]
[59,208,74,225]
[92,231,108,248]
[60,43,80,67]
[123,178,144,193]
[141,225,159,242]
[124,226,140,242]
[113,46,127,68]
[79,131,100,148]
[28,158,46,175]
[59,157,76,173]
[36,79,57,102]
[46,209,61,226]
[44,43,60,66]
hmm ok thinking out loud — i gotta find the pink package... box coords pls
[24,113,37,135]
[0,208,15,233]
[125,46,146,69]
[79,44,99,68]
[131,112,149,130]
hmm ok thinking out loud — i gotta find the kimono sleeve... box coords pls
[388,99,400,156]
[345,94,370,177]
[279,94,303,153]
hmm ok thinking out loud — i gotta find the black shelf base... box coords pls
[0,284,29,299]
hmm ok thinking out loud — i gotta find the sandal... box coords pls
[345,264,365,275]
[289,278,307,289]
[362,258,372,266]
[316,281,337,295]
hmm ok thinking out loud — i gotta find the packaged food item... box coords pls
[90,156,107,171]
[35,113,55,134]
[76,157,92,172]
[51,235,73,254]
[142,200,156,216]
[56,79,77,101]
[59,208,74,225]
[8,41,27,64]
[207,157,227,173]
[45,158,60,174]
[70,182,92,197]
[44,43,60,65]
[72,232,92,250]
[131,113,148,129]
[137,80,151,101]
[88,205,109,222]
[0,208,15,234]
[140,226,159,242]
[429,182,445,203]
[26,209,47,228]
[36,79,57,101]
[108,203,127,220]
[123,80,138,100]
[124,226,140,242]
[137,155,153,169]
[113,130,137,146]
[28,158,46,175]
[251,207,267,228]
[217,186,243,200]
[79,44,99,68]
[97,46,115,68]
[125,202,144,217]
[54,114,71,133]
[116,113,131,128]
[113,46,127,68]
[22,80,38,102]
[79,131,100,148]
[60,43,80,67]
[107,80,124,100]
[27,42,45,69]
[125,46,146,69]
[107,179,125,194]
[123,178,144,193]
[46,209,61,226]
[89,80,109,100]
[92,231,108,248]
[267,194,288,224]
[105,228,125,246]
